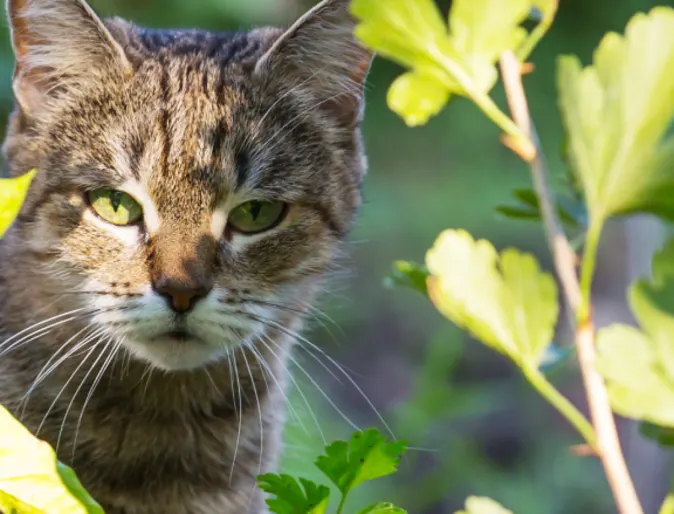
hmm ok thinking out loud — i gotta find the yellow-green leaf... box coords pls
[0,405,104,514]
[455,496,514,514]
[557,7,674,223]
[597,238,674,426]
[387,71,451,127]
[425,229,558,367]
[350,0,557,126]
[0,169,36,238]
[450,0,530,91]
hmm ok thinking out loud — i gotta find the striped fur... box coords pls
[0,0,372,512]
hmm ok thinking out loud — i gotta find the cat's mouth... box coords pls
[154,329,201,343]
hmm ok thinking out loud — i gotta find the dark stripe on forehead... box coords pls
[127,132,145,180]
[235,151,249,190]
[158,62,171,179]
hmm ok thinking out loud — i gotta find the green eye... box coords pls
[87,188,143,226]
[228,200,287,234]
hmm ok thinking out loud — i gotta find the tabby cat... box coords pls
[0,0,372,511]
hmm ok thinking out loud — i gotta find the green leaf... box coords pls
[495,188,586,228]
[257,474,330,514]
[314,429,407,497]
[596,238,674,426]
[455,496,514,514]
[387,71,451,127]
[557,7,674,223]
[384,261,429,295]
[0,169,36,238]
[0,405,104,514]
[425,229,558,367]
[494,205,541,221]
[449,0,530,91]
[358,503,407,514]
[350,0,555,126]
[639,422,674,447]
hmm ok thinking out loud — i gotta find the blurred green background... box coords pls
[1,0,672,512]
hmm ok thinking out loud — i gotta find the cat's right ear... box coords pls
[6,0,132,116]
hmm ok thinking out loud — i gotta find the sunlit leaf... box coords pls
[387,71,451,127]
[449,0,530,91]
[0,406,104,514]
[358,503,407,514]
[315,429,407,497]
[350,0,556,126]
[558,7,674,223]
[455,496,514,514]
[0,169,36,238]
[596,238,674,426]
[257,474,330,514]
[425,229,558,367]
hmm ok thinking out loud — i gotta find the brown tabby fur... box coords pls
[0,0,371,512]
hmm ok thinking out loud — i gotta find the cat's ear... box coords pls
[6,0,132,116]
[255,0,373,126]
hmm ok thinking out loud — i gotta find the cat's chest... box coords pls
[63,399,268,514]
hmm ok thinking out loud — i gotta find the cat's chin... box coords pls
[124,333,229,371]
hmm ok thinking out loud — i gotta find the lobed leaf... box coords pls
[0,406,104,514]
[0,170,36,238]
[314,429,407,497]
[387,71,451,127]
[350,0,556,126]
[425,229,558,367]
[596,238,674,426]
[557,7,674,223]
[257,474,330,514]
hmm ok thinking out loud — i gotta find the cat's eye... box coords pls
[87,188,143,226]
[228,200,287,235]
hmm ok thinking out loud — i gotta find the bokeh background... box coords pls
[1,0,672,512]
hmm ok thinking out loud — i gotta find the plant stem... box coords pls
[336,494,347,514]
[499,50,644,514]
[429,49,535,160]
[498,51,582,315]
[579,217,603,321]
[575,320,643,514]
[522,365,596,446]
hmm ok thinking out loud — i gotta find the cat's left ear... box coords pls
[255,0,373,126]
[6,0,133,117]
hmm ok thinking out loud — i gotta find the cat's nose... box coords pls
[152,275,211,313]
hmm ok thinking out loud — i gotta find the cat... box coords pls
[0,0,372,511]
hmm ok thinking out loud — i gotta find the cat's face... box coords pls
[2,0,371,370]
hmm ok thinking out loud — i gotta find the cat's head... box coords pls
[1,0,371,370]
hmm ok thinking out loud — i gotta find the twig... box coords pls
[499,50,643,514]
